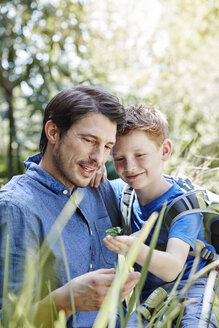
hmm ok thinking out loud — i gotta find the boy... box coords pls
[104,103,217,327]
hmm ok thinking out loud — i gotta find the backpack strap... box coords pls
[165,190,200,230]
[164,190,219,262]
[98,182,123,228]
[120,184,135,235]
[165,189,219,230]
[200,247,219,262]
[120,182,219,263]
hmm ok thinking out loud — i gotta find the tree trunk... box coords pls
[6,89,16,179]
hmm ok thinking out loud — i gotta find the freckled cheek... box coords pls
[139,158,150,167]
[114,163,123,175]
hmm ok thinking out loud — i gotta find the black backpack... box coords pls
[120,176,219,262]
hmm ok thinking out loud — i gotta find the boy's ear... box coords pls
[161,139,172,161]
[44,120,59,145]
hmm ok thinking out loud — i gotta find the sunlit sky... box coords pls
[40,0,163,41]
[86,0,164,95]
[20,0,164,96]
[90,0,163,38]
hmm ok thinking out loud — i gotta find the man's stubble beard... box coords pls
[52,143,80,188]
[52,143,97,189]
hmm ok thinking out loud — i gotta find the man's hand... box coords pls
[71,268,116,312]
[34,268,140,327]
[120,269,140,301]
[70,268,140,312]
[89,166,107,188]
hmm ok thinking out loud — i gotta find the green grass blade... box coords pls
[54,310,66,328]
[93,211,158,328]
[2,234,9,327]
[175,295,186,328]
[59,234,76,327]
[124,203,167,326]
[36,190,83,302]
[199,269,217,328]
[150,267,186,327]
[213,282,219,326]
[180,260,219,298]
[39,190,83,271]
[207,273,219,328]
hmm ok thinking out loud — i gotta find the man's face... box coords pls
[52,113,117,190]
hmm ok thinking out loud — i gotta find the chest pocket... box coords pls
[94,216,118,266]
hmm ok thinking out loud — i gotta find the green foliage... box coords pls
[94,0,218,193]
[0,0,100,178]
[0,0,218,189]
[146,0,219,192]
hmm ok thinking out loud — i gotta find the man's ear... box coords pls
[161,139,172,161]
[44,120,59,145]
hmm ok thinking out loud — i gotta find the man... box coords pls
[0,85,140,327]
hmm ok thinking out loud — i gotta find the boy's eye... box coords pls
[114,158,123,162]
[136,154,146,158]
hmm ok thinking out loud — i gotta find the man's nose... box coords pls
[89,146,105,166]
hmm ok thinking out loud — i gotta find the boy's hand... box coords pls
[89,165,107,188]
[104,222,148,255]
[104,235,135,256]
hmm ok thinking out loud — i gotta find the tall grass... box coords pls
[0,189,83,328]
[0,192,219,328]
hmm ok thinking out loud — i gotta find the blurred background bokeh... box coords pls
[0,0,218,192]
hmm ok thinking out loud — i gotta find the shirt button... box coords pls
[90,263,93,269]
[63,189,68,195]
[90,229,93,235]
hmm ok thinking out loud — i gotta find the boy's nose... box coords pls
[124,159,137,172]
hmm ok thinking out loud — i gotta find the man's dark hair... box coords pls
[39,85,125,155]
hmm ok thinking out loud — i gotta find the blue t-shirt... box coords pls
[110,177,215,298]
[0,153,121,328]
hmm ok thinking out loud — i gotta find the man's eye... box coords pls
[105,145,112,150]
[114,158,123,162]
[84,138,93,143]
[136,154,146,158]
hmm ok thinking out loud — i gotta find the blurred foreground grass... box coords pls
[0,194,219,328]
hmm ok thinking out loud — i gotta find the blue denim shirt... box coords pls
[0,153,121,327]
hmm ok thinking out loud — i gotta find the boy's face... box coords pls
[113,129,170,191]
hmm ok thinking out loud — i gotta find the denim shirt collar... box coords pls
[24,153,71,197]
